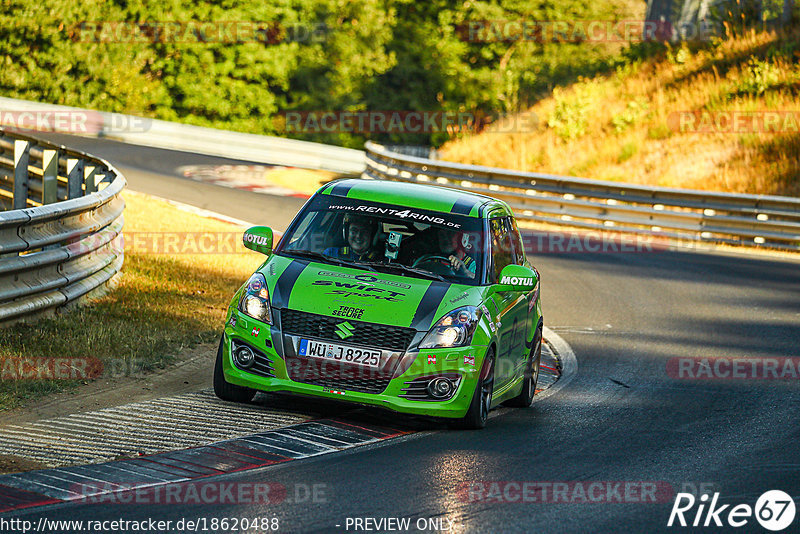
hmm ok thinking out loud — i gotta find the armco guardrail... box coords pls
[0,128,125,325]
[0,96,365,175]
[364,141,800,251]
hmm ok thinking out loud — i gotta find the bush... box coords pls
[617,141,638,163]
[611,99,650,134]
[547,81,599,141]
[736,58,782,95]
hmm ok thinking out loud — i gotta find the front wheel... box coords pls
[213,335,257,403]
[506,326,542,408]
[452,348,495,430]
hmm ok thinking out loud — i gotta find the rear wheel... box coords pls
[506,326,542,408]
[453,348,495,430]
[213,335,257,403]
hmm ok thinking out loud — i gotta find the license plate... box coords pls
[298,339,381,369]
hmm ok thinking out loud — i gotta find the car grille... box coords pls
[284,356,393,394]
[231,340,275,378]
[280,309,416,351]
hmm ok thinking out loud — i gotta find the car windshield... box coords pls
[276,194,486,285]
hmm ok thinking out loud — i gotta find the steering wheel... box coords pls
[412,254,456,275]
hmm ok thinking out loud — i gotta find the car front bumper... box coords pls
[222,312,486,419]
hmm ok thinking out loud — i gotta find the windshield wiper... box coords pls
[362,261,447,282]
[284,250,376,271]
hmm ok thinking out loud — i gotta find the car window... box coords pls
[275,194,486,285]
[489,217,514,283]
[507,217,526,265]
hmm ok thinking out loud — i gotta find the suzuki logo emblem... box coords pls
[335,321,355,340]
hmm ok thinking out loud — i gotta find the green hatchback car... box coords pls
[215,179,542,429]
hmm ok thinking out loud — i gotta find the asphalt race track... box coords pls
[5,135,800,533]
[30,132,308,230]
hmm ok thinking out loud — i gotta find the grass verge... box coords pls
[0,191,263,411]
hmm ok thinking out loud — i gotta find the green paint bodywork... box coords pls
[222,180,542,419]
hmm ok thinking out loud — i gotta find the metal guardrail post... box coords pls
[84,165,98,194]
[13,140,30,209]
[42,149,58,204]
[67,158,84,199]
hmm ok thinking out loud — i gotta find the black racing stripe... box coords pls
[270,323,285,358]
[451,197,477,215]
[329,182,355,197]
[272,261,308,358]
[410,281,451,330]
[271,261,307,309]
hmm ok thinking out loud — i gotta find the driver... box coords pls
[417,228,476,279]
[324,214,380,261]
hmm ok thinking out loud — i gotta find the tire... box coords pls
[506,326,542,408]
[213,336,257,403]
[453,348,495,430]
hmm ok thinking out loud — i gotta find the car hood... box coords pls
[262,255,485,331]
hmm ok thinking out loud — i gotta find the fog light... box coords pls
[233,345,255,368]
[428,377,454,399]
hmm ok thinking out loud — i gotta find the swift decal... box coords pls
[312,280,406,302]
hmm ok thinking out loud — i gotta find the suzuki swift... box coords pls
[215,179,542,429]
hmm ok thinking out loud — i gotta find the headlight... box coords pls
[419,306,481,349]
[238,273,272,324]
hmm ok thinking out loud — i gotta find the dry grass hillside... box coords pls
[441,29,800,197]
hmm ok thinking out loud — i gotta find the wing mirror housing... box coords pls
[243,226,273,255]
[496,264,538,291]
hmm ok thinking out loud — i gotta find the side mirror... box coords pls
[496,264,538,291]
[243,226,273,255]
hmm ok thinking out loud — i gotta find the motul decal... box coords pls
[500,275,534,285]
[243,233,270,246]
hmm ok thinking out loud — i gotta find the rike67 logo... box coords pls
[668,490,796,531]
